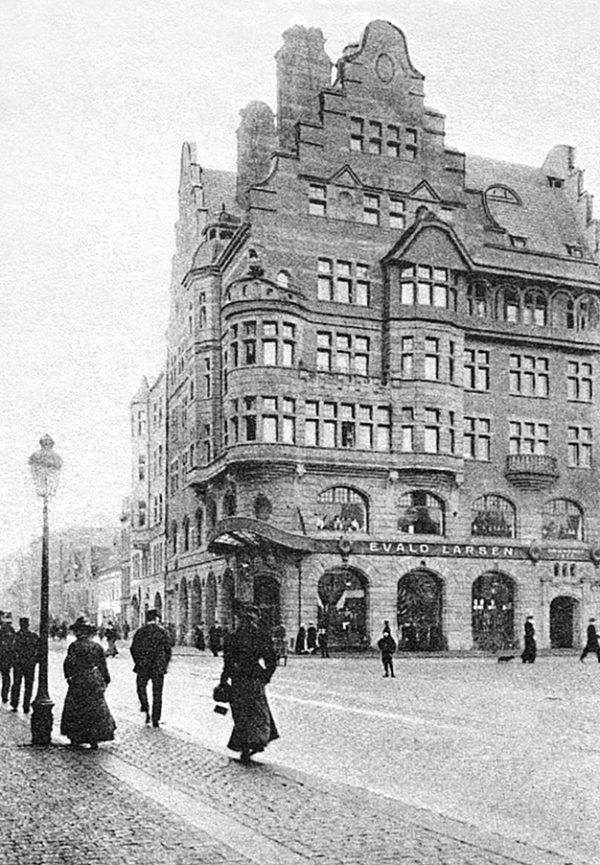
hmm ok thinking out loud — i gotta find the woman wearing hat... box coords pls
[217,602,279,764]
[60,617,116,749]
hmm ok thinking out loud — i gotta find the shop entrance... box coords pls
[472,572,515,651]
[550,595,580,648]
[318,567,369,651]
[397,570,444,651]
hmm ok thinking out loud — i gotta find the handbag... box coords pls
[213,683,232,703]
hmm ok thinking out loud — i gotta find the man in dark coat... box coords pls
[580,618,600,662]
[377,630,397,678]
[0,611,16,704]
[208,622,223,656]
[130,609,172,727]
[10,618,39,713]
[521,616,536,663]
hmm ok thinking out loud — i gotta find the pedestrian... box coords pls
[104,621,119,657]
[217,601,279,764]
[377,629,397,678]
[60,616,116,749]
[521,616,536,664]
[130,608,172,727]
[295,623,307,654]
[208,622,223,656]
[317,626,330,658]
[0,611,15,704]
[194,624,206,651]
[122,621,130,641]
[272,624,287,666]
[10,618,39,714]
[580,617,600,662]
[306,622,317,655]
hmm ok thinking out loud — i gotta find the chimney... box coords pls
[276,26,331,152]
[236,101,276,208]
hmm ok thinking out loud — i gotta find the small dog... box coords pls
[497,655,515,663]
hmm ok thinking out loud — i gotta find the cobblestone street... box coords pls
[1,644,594,864]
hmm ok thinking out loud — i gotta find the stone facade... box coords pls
[143,20,600,651]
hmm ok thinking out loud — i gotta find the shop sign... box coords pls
[352,540,590,560]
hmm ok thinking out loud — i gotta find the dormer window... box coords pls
[487,186,520,204]
[566,244,583,259]
[510,235,527,249]
[548,176,564,189]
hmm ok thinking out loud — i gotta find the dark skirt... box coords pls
[60,668,116,745]
[227,678,279,754]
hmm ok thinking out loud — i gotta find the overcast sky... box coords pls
[1,0,599,560]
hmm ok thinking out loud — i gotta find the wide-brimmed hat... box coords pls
[72,616,96,636]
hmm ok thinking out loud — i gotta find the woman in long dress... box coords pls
[60,617,116,749]
[219,602,279,764]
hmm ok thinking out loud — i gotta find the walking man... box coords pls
[10,618,39,713]
[0,611,15,704]
[521,616,536,664]
[378,629,397,678]
[130,609,172,727]
[580,617,600,662]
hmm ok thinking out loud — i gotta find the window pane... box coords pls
[263,416,277,442]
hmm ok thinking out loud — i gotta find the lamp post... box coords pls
[28,434,62,746]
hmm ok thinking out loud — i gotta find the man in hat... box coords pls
[10,617,39,713]
[580,617,600,662]
[130,609,172,727]
[0,611,16,703]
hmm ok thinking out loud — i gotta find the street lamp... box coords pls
[28,434,62,746]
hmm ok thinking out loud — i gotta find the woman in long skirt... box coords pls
[61,617,116,749]
[219,602,278,764]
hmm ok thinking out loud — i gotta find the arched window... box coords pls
[576,296,600,331]
[170,521,178,555]
[223,486,237,516]
[397,491,445,535]
[471,495,516,538]
[523,290,547,326]
[316,487,368,532]
[550,290,572,329]
[182,515,190,552]
[195,508,203,548]
[276,270,290,288]
[254,494,272,521]
[498,285,520,323]
[467,282,488,318]
[542,499,583,541]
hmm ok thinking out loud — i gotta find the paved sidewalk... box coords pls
[1,704,575,865]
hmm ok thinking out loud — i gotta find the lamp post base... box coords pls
[31,697,54,746]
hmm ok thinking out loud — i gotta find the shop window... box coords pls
[471,495,515,538]
[542,499,583,541]
[316,487,368,532]
[398,491,445,535]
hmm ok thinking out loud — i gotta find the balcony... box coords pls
[505,454,559,490]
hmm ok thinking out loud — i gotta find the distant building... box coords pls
[135,21,600,651]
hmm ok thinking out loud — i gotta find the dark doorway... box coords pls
[254,572,280,633]
[550,596,579,648]
[318,567,369,651]
[397,570,444,651]
[472,572,515,651]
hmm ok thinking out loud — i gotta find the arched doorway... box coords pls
[254,572,280,633]
[397,570,444,651]
[221,568,235,630]
[472,572,515,651]
[179,578,189,644]
[191,576,202,630]
[205,571,217,630]
[550,596,580,648]
[318,567,369,651]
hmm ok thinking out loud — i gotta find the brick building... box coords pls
[148,20,600,651]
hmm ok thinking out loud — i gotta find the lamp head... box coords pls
[28,434,63,498]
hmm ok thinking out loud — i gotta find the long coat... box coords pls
[60,637,116,745]
[130,623,172,677]
[0,623,15,671]
[220,623,279,755]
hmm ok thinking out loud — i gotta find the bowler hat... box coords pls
[19,617,29,628]
[72,616,95,636]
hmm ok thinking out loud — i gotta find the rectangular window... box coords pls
[510,235,527,249]
[448,340,455,382]
[509,354,549,397]
[243,396,257,442]
[350,117,364,151]
[509,420,549,456]
[368,121,382,155]
[376,406,391,451]
[400,264,453,308]
[424,408,440,453]
[336,260,352,303]
[448,410,456,454]
[567,360,593,401]
[317,332,332,371]
[464,417,491,461]
[387,124,400,157]
[405,127,418,160]
[401,336,413,377]
[464,349,490,391]
[263,339,277,366]
[323,402,337,447]
[363,193,380,226]
[401,407,414,452]
[356,264,370,306]
[317,258,334,301]
[568,425,592,467]
[262,415,277,443]
[390,197,405,229]
[424,337,440,381]
[309,184,327,216]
